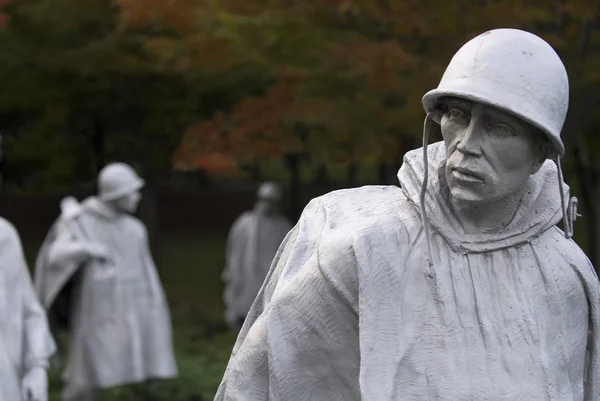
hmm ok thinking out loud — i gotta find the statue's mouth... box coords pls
[451,167,484,184]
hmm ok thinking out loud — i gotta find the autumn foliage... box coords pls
[0,0,11,27]
[151,0,600,175]
[0,0,599,259]
[161,1,426,172]
[0,0,599,180]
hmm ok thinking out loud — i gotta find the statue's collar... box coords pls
[397,141,566,253]
[81,196,123,220]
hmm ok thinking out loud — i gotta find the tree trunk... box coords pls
[0,161,5,197]
[91,117,106,173]
[378,162,388,184]
[347,163,358,186]
[313,164,329,185]
[394,135,418,174]
[285,153,301,221]
[0,134,5,196]
[573,146,600,270]
[251,161,261,181]
[138,172,161,265]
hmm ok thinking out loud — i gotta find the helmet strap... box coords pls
[555,155,579,239]
[420,114,434,268]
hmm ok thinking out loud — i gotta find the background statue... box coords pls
[214,29,600,400]
[34,162,178,401]
[0,218,56,401]
[222,181,292,330]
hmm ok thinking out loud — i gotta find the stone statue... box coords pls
[214,29,600,400]
[222,181,292,329]
[0,218,56,401]
[34,163,178,401]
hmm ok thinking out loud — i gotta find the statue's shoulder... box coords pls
[315,185,417,231]
[298,186,415,305]
[122,214,148,237]
[541,226,591,263]
[537,226,598,282]
[317,184,403,209]
[237,210,255,222]
[0,217,20,243]
[228,211,256,235]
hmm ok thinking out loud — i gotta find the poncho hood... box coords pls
[398,141,567,253]
[81,196,123,220]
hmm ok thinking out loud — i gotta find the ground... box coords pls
[23,233,236,401]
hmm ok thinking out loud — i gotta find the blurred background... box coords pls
[0,0,598,399]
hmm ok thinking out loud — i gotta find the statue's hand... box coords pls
[21,366,47,401]
[82,242,111,262]
[82,242,117,279]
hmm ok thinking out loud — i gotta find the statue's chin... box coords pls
[448,186,490,206]
[117,204,139,215]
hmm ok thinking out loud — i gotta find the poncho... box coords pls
[223,204,292,328]
[0,218,55,400]
[216,142,600,400]
[34,196,177,394]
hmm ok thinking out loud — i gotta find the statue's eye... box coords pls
[490,122,517,138]
[448,107,468,123]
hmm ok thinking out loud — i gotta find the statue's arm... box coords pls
[15,232,57,371]
[223,214,248,279]
[581,257,600,400]
[136,220,165,285]
[216,199,360,401]
[45,222,105,269]
[21,263,57,370]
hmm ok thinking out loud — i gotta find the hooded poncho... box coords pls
[215,142,600,400]
[0,217,56,401]
[223,203,292,329]
[34,196,177,395]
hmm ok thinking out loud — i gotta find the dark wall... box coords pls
[0,182,352,241]
[0,188,252,240]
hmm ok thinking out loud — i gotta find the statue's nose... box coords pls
[457,106,484,157]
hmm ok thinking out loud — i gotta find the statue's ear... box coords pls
[531,142,552,175]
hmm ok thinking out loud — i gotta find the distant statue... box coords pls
[0,218,56,401]
[215,29,600,400]
[222,181,292,330]
[34,162,178,401]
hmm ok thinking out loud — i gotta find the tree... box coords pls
[542,0,600,267]
[175,0,543,170]
[0,0,283,187]
[3,0,598,259]
[0,0,272,255]
[171,0,600,259]
[170,0,426,216]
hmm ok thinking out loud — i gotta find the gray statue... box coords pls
[0,218,56,401]
[34,162,178,401]
[215,29,600,400]
[222,181,292,329]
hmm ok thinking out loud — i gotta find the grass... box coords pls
[23,232,237,401]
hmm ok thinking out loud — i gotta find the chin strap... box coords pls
[421,120,578,258]
[420,114,434,268]
[556,155,581,239]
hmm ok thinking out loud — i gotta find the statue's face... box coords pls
[112,190,142,214]
[440,97,544,204]
[256,197,280,215]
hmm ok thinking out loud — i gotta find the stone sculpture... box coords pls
[34,162,178,401]
[214,29,600,400]
[0,218,56,401]
[222,181,292,329]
